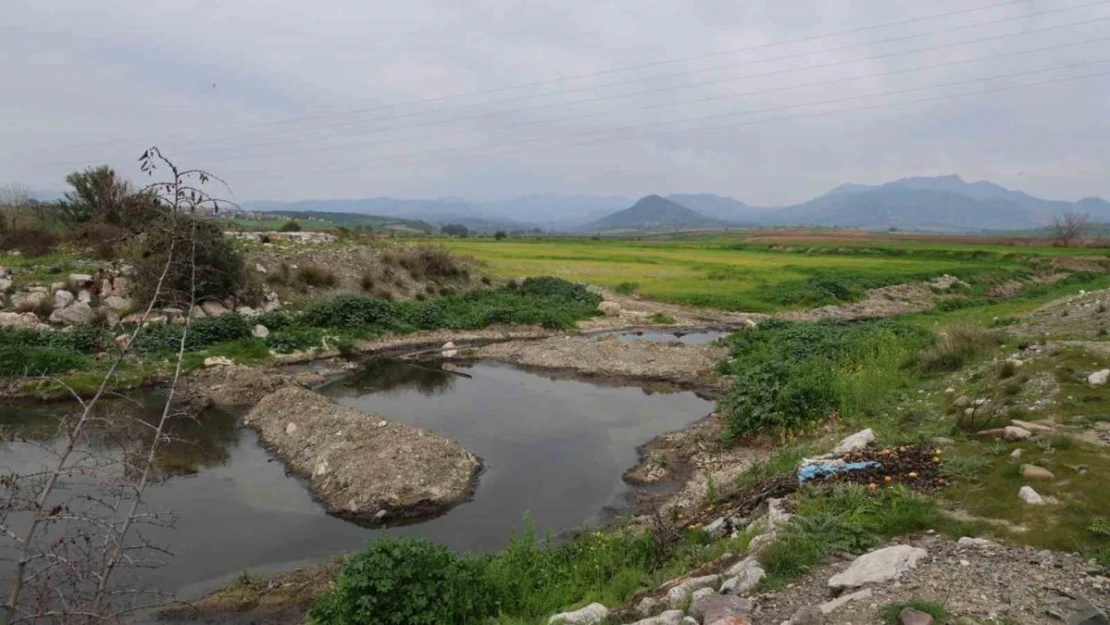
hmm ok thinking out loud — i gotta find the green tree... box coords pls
[280,220,302,232]
[58,165,159,227]
[494,230,507,240]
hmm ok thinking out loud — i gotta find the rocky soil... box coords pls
[243,386,481,526]
[1011,289,1110,340]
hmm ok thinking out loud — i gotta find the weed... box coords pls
[919,326,1000,373]
[999,360,1017,379]
[614,281,639,295]
[705,474,720,507]
[359,273,375,292]
[941,455,991,482]
[295,265,338,288]
[647,312,676,324]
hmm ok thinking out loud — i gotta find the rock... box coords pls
[953,395,971,408]
[122,312,167,326]
[548,602,608,625]
[899,607,934,625]
[682,618,698,625]
[243,386,480,525]
[48,301,94,326]
[76,289,92,304]
[788,606,824,625]
[819,588,873,615]
[827,545,927,590]
[11,290,49,313]
[204,356,235,367]
[629,610,684,625]
[767,497,793,529]
[720,557,765,596]
[49,281,66,292]
[1006,358,1024,369]
[957,536,996,549]
[747,532,776,553]
[598,300,621,317]
[706,618,750,625]
[1002,426,1032,441]
[68,273,93,290]
[189,305,207,319]
[1012,419,1054,432]
[666,575,720,608]
[0,311,45,328]
[1019,485,1046,505]
[635,597,664,618]
[931,437,955,446]
[1089,369,1110,386]
[1045,596,1110,625]
[255,263,268,273]
[705,516,730,539]
[101,276,130,298]
[100,295,133,316]
[252,324,270,338]
[1011,449,1023,459]
[442,341,459,358]
[262,300,282,313]
[691,587,715,603]
[237,306,258,318]
[114,334,130,350]
[691,595,752,624]
[200,301,230,317]
[832,428,875,455]
[1022,464,1056,480]
[53,290,74,310]
[0,277,11,292]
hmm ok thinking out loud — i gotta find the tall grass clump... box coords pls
[918,326,1000,373]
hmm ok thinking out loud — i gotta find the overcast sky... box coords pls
[3,0,1109,207]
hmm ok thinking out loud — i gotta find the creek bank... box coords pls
[243,386,481,526]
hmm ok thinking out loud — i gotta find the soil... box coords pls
[1011,287,1110,339]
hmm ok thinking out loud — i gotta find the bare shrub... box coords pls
[1052,212,1089,247]
[294,265,337,288]
[0,228,60,257]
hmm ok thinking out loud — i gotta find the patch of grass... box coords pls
[918,326,1000,373]
[614,281,639,294]
[359,273,375,292]
[295,265,338,288]
[881,600,947,625]
[646,312,676,324]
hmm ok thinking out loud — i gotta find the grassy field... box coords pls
[440,236,1105,313]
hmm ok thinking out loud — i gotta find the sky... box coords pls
[2,0,1109,208]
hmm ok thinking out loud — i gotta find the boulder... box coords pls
[68,273,94,290]
[101,277,130,298]
[1089,369,1110,386]
[204,356,235,367]
[76,289,92,304]
[704,516,731,539]
[237,306,258,318]
[706,618,750,625]
[832,428,875,455]
[1018,485,1046,505]
[0,312,45,328]
[690,595,752,624]
[629,610,684,625]
[819,588,872,615]
[1022,464,1055,480]
[598,300,621,317]
[953,395,971,408]
[635,597,664,618]
[720,557,765,596]
[899,607,934,625]
[548,602,608,625]
[100,295,133,315]
[666,575,720,608]
[200,301,230,317]
[0,277,11,292]
[827,545,927,590]
[252,324,270,338]
[1045,597,1109,625]
[11,290,49,313]
[244,386,480,525]
[788,606,825,625]
[48,301,94,326]
[53,290,75,310]
[189,305,207,319]
[442,341,459,358]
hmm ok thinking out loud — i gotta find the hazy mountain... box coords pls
[582,195,730,232]
[243,197,529,232]
[666,193,762,224]
[476,194,634,229]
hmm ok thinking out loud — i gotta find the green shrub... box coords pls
[295,265,338,288]
[647,312,676,324]
[918,326,1000,373]
[265,327,326,353]
[0,346,89,376]
[252,310,294,331]
[279,220,302,232]
[129,218,248,308]
[132,313,251,354]
[301,295,399,330]
[614,281,639,295]
[308,538,494,625]
[0,327,105,354]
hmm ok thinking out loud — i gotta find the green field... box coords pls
[439,237,1098,313]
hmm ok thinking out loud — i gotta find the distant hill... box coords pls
[582,195,730,232]
[666,193,761,224]
[243,197,530,233]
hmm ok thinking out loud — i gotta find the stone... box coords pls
[1011,419,1054,432]
[629,609,684,625]
[953,395,971,408]
[720,557,765,596]
[957,536,996,549]
[262,300,282,312]
[237,306,258,318]
[706,618,750,625]
[76,289,92,304]
[48,301,94,326]
[690,594,752,624]
[548,602,608,625]
[0,277,11,292]
[747,532,776,553]
[1089,369,1110,386]
[203,356,235,367]
[691,587,715,603]
[121,312,167,326]
[705,516,730,539]
[819,588,873,615]
[200,300,230,317]
[598,300,621,317]
[11,290,49,313]
[255,263,268,273]
[682,618,698,625]
[442,341,459,358]
[101,276,130,298]
[635,597,664,618]
[931,436,956,446]
[252,324,270,338]
[666,575,720,608]
[189,305,207,319]
[1006,358,1025,369]
[1019,485,1046,505]
[50,281,66,292]
[100,295,133,315]
[832,428,875,455]
[899,607,934,625]
[767,497,794,529]
[0,311,44,328]
[827,545,928,590]
[788,605,824,625]
[1045,597,1109,625]
[1011,449,1023,459]
[68,273,93,290]
[1002,426,1032,441]
[1022,464,1055,480]
[53,290,74,310]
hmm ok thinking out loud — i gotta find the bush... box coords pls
[279,220,302,232]
[918,326,1000,373]
[309,538,494,625]
[301,295,399,330]
[0,346,88,376]
[0,327,104,354]
[614,281,639,295]
[295,265,338,288]
[646,312,675,324]
[0,228,60,257]
[359,273,375,292]
[132,313,251,354]
[129,218,248,308]
[494,230,507,240]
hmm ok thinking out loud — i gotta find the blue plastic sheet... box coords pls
[798,461,879,482]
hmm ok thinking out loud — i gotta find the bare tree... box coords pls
[0,185,33,231]
[0,148,233,625]
[1052,212,1089,247]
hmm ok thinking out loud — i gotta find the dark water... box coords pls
[0,361,712,601]
[614,329,728,345]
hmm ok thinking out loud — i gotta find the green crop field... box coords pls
[440,235,1109,313]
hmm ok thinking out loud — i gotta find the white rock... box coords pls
[100,295,133,315]
[252,324,270,338]
[957,536,996,549]
[255,263,268,273]
[720,557,765,596]
[819,588,873,615]
[1002,426,1032,441]
[666,575,720,608]
[691,587,715,603]
[634,597,664,618]
[767,498,793,529]
[101,276,130,298]
[827,545,928,590]
[237,306,258,318]
[1011,449,1023,459]
[48,301,94,326]
[1018,485,1046,505]
[0,311,45,328]
[598,300,621,317]
[705,516,730,539]
[53,290,75,310]
[690,594,753,624]
[832,428,875,455]
[548,602,608,625]
[203,356,235,368]
[68,273,93,290]
[1089,369,1109,386]
[442,341,458,358]
[200,301,230,317]
[629,609,684,625]
[0,277,11,292]
[189,305,207,319]
[285,422,298,435]
[11,291,50,313]
[76,289,92,304]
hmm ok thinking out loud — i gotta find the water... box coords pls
[613,329,728,345]
[0,360,713,601]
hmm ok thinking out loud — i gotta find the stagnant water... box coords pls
[614,329,728,345]
[0,360,712,601]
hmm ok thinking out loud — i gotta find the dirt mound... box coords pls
[243,386,480,526]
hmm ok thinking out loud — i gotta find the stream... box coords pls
[0,359,714,602]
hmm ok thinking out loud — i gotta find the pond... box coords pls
[612,329,728,345]
[0,360,714,602]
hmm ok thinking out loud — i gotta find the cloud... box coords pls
[2,0,1108,207]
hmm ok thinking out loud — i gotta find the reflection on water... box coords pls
[615,330,728,345]
[0,361,713,601]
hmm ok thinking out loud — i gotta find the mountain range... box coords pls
[242,175,1110,233]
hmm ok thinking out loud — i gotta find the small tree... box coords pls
[58,165,162,227]
[441,223,469,237]
[280,220,302,232]
[494,230,507,240]
[0,184,32,230]
[1052,212,1089,247]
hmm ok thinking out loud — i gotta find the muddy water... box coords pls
[0,361,712,601]
[614,329,728,345]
